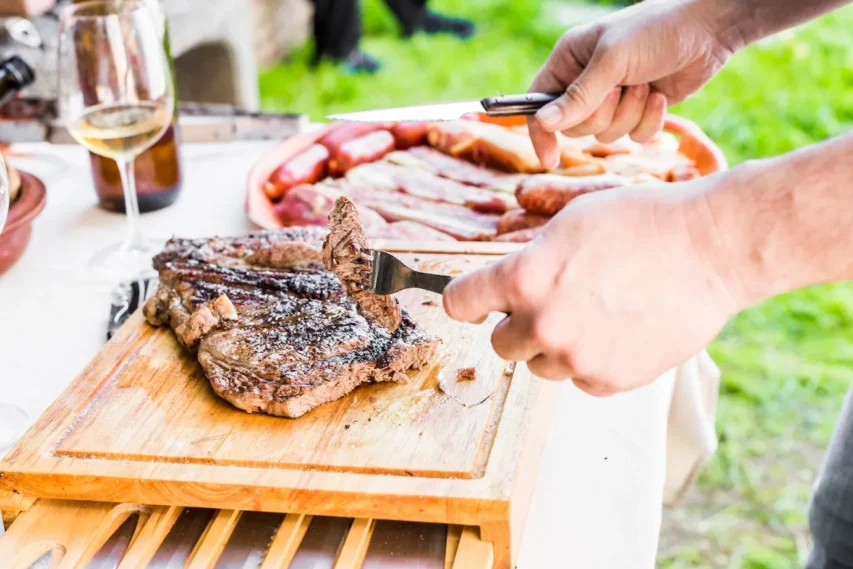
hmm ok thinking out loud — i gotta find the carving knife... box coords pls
[0,98,309,143]
[326,92,562,123]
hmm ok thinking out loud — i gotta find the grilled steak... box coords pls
[323,197,402,332]
[143,225,438,418]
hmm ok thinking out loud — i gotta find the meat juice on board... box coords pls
[72,0,182,213]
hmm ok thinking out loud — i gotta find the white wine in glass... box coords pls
[58,0,175,281]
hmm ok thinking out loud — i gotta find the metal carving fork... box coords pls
[365,249,453,295]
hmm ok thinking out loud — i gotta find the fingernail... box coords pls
[536,104,562,128]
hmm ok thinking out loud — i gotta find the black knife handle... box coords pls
[480,93,562,117]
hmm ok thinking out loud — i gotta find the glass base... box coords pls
[87,238,162,281]
[0,404,29,454]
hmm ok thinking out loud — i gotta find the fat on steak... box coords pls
[143,226,439,418]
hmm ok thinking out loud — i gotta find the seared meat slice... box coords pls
[322,197,403,333]
[143,225,438,418]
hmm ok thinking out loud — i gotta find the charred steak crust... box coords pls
[143,226,438,418]
[322,197,403,332]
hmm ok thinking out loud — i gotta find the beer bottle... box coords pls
[73,0,182,213]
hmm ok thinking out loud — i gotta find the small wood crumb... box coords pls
[422,298,437,306]
[503,362,516,376]
[344,424,350,429]
[457,367,476,381]
[414,257,420,262]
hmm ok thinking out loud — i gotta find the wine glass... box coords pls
[57,0,174,281]
[0,152,30,456]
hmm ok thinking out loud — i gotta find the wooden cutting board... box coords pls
[0,241,556,569]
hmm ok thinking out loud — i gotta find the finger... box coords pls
[571,377,617,397]
[533,48,623,133]
[491,314,541,362]
[443,263,511,324]
[560,87,622,138]
[595,83,649,143]
[526,354,574,381]
[527,117,561,170]
[629,91,667,143]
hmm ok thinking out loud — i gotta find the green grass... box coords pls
[259,3,853,566]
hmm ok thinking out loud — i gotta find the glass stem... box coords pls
[115,158,142,252]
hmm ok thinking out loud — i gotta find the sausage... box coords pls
[390,122,429,149]
[496,208,551,235]
[327,130,396,176]
[492,226,543,243]
[318,121,393,150]
[263,143,330,201]
[515,174,627,216]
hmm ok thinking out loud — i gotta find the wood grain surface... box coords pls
[0,242,555,569]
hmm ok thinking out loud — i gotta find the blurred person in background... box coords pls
[442,0,853,566]
[310,0,475,73]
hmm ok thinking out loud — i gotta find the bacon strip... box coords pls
[516,174,627,216]
[271,184,387,231]
[325,181,499,240]
[346,162,517,214]
[389,146,523,193]
[372,220,456,242]
[492,226,543,242]
[426,121,478,156]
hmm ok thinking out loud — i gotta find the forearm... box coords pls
[695,0,852,53]
[695,132,853,308]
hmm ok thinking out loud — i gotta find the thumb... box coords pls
[534,48,623,133]
[443,263,512,324]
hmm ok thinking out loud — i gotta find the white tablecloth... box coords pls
[0,141,719,568]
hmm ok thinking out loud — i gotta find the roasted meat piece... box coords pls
[143,225,438,418]
[323,197,403,332]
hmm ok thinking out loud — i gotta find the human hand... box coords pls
[443,177,743,396]
[528,0,736,169]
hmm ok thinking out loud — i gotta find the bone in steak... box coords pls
[323,197,403,332]
[143,225,438,418]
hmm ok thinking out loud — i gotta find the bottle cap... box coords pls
[3,55,35,89]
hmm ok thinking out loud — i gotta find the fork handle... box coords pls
[412,271,453,295]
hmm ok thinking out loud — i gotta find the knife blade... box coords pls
[0,98,309,143]
[326,92,561,123]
